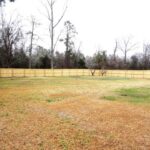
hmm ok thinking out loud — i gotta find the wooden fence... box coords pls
[106,70,150,79]
[0,68,150,79]
[0,69,90,77]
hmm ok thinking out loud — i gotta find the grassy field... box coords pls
[0,76,150,149]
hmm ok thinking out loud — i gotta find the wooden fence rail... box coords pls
[0,69,150,79]
[0,69,90,78]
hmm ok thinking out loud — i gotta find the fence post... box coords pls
[11,69,14,77]
[68,69,70,76]
[53,69,54,77]
[24,69,26,77]
[132,71,134,79]
[23,69,25,77]
[34,69,36,77]
[43,69,45,77]
[125,70,127,78]
[61,69,63,77]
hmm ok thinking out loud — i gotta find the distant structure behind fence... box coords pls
[0,69,150,79]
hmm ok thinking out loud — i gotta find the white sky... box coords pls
[4,0,150,56]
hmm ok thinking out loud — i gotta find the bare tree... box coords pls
[118,36,137,66]
[27,16,39,68]
[143,43,150,69]
[42,0,68,69]
[75,41,82,67]
[0,10,22,67]
[113,40,118,62]
[85,56,96,76]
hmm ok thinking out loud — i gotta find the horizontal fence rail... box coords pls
[0,69,150,79]
[0,69,90,77]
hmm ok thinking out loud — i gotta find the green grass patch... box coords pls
[0,101,5,107]
[46,99,58,103]
[103,96,116,101]
[73,76,131,81]
[119,87,150,103]
[59,138,69,150]
[104,87,150,104]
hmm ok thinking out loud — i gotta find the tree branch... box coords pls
[53,5,67,28]
[53,29,63,51]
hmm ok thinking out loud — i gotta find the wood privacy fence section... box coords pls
[0,69,150,79]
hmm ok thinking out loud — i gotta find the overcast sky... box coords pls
[4,0,150,56]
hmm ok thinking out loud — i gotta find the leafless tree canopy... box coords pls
[41,0,68,69]
[118,36,137,65]
[0,9,23,67]
[113,40,118,62]
[27,16,39,68]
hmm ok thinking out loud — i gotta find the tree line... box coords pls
[1,0,150,70]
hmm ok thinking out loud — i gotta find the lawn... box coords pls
[0,76,150,149]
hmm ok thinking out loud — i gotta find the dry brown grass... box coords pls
[0,77,150,149]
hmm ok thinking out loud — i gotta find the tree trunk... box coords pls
[50,2,54,69]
